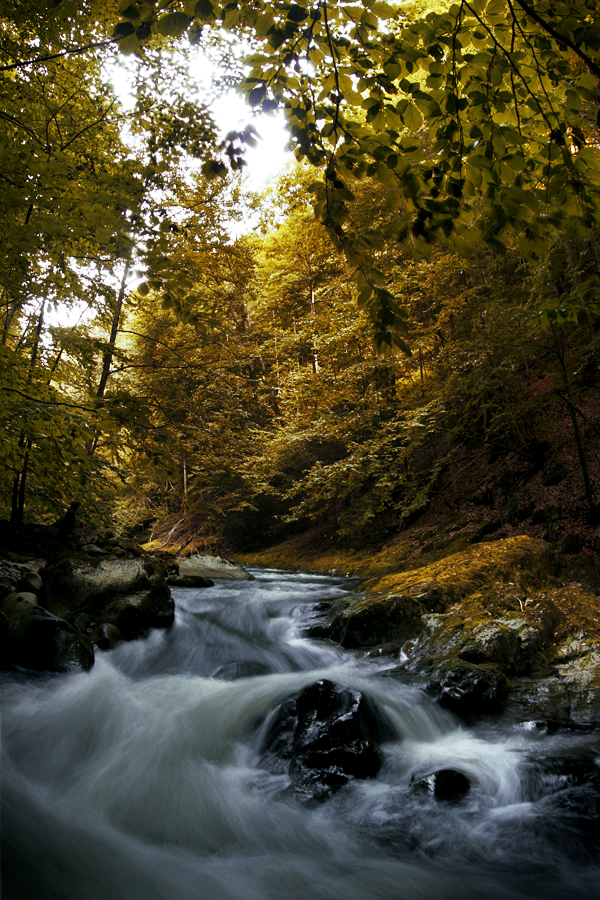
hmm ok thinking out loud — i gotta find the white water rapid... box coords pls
[2,569,599,900]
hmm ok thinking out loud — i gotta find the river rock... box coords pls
[330,594,425,648]
[0,591,94,672]
[412,769,471,803]
[89,623,123,651]
[259,678,397,803]
[167,574,214,588]
[41,556,174,640]
[17,571,43,594]
[302,597,356,640]
[428,660,508,716]
[177,555,253,581]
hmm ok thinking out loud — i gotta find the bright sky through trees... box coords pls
[108,49,292,191]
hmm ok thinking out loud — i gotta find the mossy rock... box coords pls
[41,556,174,639]
[362,536,556,605]
[329,594,426,648]
[427,660,508,717]
[414,590,563,678]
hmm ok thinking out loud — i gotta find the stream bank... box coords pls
[236,534,600,727]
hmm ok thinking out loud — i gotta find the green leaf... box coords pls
[370,1,397,18]
[112,21,135,38]
[157,12,191,38]
[119,31,140,53]
[383,61,402,80]
[357,286,374,306]
[288,5,309,22]
[360,10,378,29]
[119,4,140,20]
[249,85,267,107]
[403,103,422,131]
[194,0,215,16]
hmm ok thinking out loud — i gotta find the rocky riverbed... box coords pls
[2,534,599,730]
[304,536,600,726]
[0,549,251,673]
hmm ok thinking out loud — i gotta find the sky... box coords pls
[47,47,291,329]
[209,88,292,190]
[111,45,293,192]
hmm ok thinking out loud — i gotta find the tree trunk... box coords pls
[87,258,131,457]
[10,301,45,523]
[97,260,130,400]
[552,326,598,523]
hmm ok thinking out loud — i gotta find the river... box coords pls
[2,569,599,899]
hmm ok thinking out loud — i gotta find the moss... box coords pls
[544,585,600,644]
[233,531,417,577]
[362,535,555,602]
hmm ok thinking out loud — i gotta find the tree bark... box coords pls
[552,326,598,523]
[10,300,45,523]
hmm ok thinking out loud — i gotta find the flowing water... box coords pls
[2,569,599,900]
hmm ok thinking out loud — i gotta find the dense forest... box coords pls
[2,0,600,562]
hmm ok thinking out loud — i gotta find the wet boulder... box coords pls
[259,679,397,803]
[17,570,43,595]
[330,594,425,649]
[0,591,94,673]
[177,555,253,581]
[428,660,508,716]
[412,769,471,803]
[167,573,214,588]
[458,622,521,669]
[302,597,356,640]
[41,555,174,640]
[0,561,42,602]
[89,623,123,651]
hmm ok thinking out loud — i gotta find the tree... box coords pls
[103,0,600,345]
[0,3,230,523]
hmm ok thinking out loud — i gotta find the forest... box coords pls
[1,0,600,564]
[3,4,600,900]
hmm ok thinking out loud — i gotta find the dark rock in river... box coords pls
[428,660,508,717]
[167,574,214,588]
[412,769,471,803]
[89,622,123,651]
[259,678,397,803]
[41,555,174,640]
[330,594,425,648]
[0,591,94,672]
[302,597,355,640]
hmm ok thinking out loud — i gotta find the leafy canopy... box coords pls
[103,0,600,345]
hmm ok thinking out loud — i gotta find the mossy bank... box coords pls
[236,535,600,725]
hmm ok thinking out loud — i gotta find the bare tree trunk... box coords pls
[1,294,20,346]
[87,259,131,457]
[309,283,319,374]
[10,300,45,524]
[97,260,130,399]
[552,326,597,523]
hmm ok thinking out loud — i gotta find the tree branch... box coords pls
[0,38,119,74]
[512,0,600,79]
